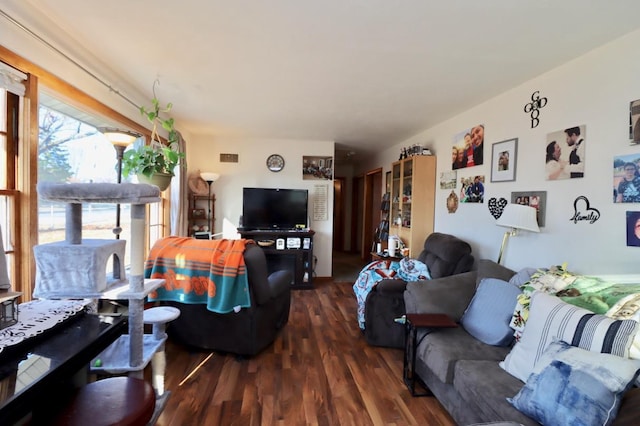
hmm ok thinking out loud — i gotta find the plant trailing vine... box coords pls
[122,81,185,179]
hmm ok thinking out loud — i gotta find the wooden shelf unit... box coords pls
[389,155,436,257]
[188,194,215,236]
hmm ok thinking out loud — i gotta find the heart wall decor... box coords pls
[570,195,601,224]
[488,197,508,219]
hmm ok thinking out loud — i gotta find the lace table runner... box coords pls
[0,299,88,353]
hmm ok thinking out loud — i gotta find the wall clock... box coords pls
[266,154,285,172]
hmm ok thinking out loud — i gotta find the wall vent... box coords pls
[220,153,239,163]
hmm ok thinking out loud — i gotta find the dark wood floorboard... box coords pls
[155,279,456,426]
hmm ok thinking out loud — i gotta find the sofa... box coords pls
[363,232,474,348]
[148,240,292,356]
[403,259,640,426]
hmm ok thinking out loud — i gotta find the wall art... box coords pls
[460,175,485,203]
[626,211,640,247]
[630,99,640,145]
[303,156,333,180]
[613,153,640,203]
[545,125,586,180]
[523,91,548,128]
[490,138,517,182]
[440,171,457,189]
[511,191,546,227]
[452,124,484,169]
[488,197,508,219]
[446,190,459,213]
[570,196,600,224]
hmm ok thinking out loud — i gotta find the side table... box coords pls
[370,252,404,262]
[403,313,458,396]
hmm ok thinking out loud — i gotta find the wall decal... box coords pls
[626,211,640,247]
[524,91,548,128]
[488,197,508,219]
[570,195,600,224]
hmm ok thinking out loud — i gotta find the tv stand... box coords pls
[238,229,314,289]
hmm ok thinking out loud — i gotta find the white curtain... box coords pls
[170,131,189,236]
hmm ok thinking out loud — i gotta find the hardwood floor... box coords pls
[155,279,455,426]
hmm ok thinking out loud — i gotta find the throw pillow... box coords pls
[509,264,579,340]
[461,278,522,346]
[508,267,538,287]
[509,340,640,426]
[500,291,639,382]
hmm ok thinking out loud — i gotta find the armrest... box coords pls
[404,270,477,322]
[374,279,408,295]
[267,270,292,300]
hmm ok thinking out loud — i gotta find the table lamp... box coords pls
[495,203,540,264]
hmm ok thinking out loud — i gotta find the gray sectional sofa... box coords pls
[403,259,640,426]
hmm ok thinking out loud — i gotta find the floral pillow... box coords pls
[509,263,578,340]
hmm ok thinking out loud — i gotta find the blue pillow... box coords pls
[509,340,640,426]
[461,278,522,346]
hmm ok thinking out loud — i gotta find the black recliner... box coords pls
[161,244,292,356]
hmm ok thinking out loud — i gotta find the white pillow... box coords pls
[500,291,639,382]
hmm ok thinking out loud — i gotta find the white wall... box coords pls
[364,29,640,275]
[187,135,335,278]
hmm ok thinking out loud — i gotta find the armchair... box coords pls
[149,241,292,356]
[363,232,474,348]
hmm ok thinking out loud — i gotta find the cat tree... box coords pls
[33,182,170,413]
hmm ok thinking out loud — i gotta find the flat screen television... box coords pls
[242,187,309,230]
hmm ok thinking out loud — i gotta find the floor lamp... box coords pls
[495,203,540,264]
[200,172,220,238]
[101,129,139,239]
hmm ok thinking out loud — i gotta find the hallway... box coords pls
[332,250,368,283]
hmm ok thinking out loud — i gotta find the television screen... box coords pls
[242,187,309,230]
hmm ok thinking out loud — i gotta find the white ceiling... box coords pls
[6,1,640,156]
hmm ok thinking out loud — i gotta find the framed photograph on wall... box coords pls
[491,138,517,182]
[511,191,547,227]
[630,99,640,144]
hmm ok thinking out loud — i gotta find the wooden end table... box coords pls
[403,313,458,397]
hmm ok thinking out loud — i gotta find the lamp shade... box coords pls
[496,204,540,233]
[99,128,139,147]
[200,172,220,183]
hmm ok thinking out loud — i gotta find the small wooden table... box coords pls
[403,313,458,396]
[370,252,404,262]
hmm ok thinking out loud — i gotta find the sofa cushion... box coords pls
[454,360,538,425]
[501,292,639,382]
[417,327,510,384]
[509,340,640,426]
[461,278,522,346]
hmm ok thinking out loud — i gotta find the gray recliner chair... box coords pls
[363,232,474,348]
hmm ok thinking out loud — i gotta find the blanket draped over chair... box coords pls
[353,257,430,329]
[146,237,253,314]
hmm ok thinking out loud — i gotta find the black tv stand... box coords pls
[238,229,314,289]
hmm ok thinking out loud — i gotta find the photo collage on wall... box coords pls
[451,124,485,204]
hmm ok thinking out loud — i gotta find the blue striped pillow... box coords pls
[500,291,639,382]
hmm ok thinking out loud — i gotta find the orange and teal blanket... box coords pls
[145,237,253,313]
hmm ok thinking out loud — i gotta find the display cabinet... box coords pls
[188,194,215,236]
[389,155,436,257]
